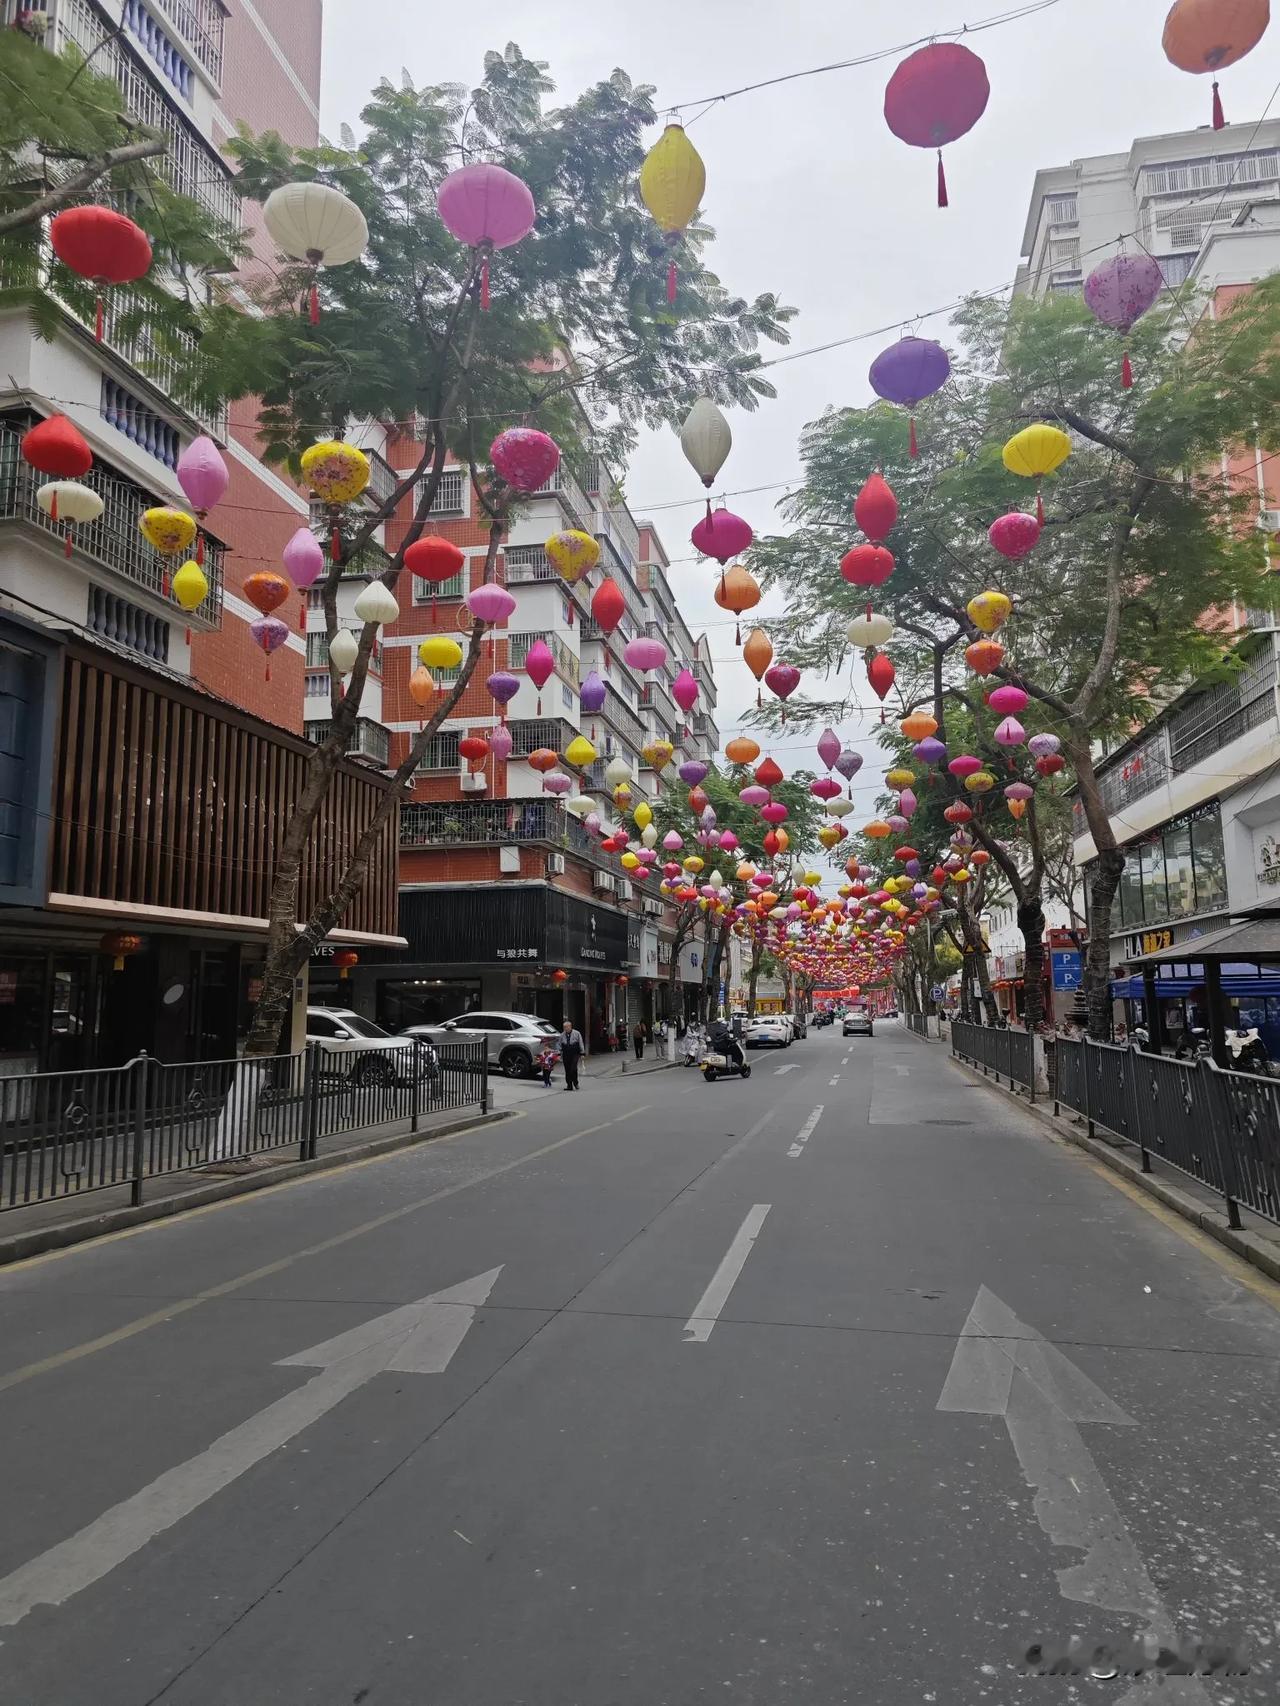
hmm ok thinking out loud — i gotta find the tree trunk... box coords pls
[746,939,763,1019]
[956,898,998,1025]
[1067,736,1125,1041]
[1017,897,1047,1030]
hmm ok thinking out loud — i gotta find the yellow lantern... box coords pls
[300,440,371,504]
[964,770,997,794]
[639,124,705,301]
[683,855,705,874]
[620,850,641,871]
[952,867,973,885]
[633,800,653,830]
[613,783,633,808]
[418,635,463,670]
[885,766,916,789]
[564,735,596,768]
[1002,423,1070,523]
[139,507,196,555]
[171,559,208,612]
[1007,796,1028,820]
[545,529,600,583]
[803,870,822,886]
[818,824,842,850]
[966,590,1012,635]
[642,739,674,770]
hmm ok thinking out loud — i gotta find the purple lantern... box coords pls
[1028,732,1061,760]
[489,723,514,764]
[624,636,667,673]
[176,435,228,515]
[1005,781,1035,801]
[678,759,709,786]
[817,726,842,770]
[466,583,517,625]
[914,736,947,767]
[490,427,560,492]
[1083,252,1163,389]
[580,668,608,716]
[543,770,572,797]
[690,508,753,565]
[887,814,909,835]
[834,749,863,782]
[486,669,520,719]
[437,163,536,308]
[250,615,288,680]
[868,336,951,457]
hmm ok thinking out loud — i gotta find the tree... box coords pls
[191,49,796,1055]
[749,284,1280,1035]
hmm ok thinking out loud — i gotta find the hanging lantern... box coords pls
[330,629,359,677]
[817,727,842,769]
[301,441,371,562]
[678,760,709,786]
[949,755,983,780]
[988,512,1041,560]
[868,336,952,457]
[713,563,761,642]
[171,558,208,643]
[764,663,801,725]
[139,507,196,595]
[964,770,997,795]
[564,735,597,770]
[409,665,435,723]
[680,398,732,487]
[437,162,536,309]
[283,526,325,626]
[523,638,555,714]
[865,652,896,719]
[835,749,863,783]
[725,735,760,765]
[591,579,627,637]
[36,480,102,556]
[245,570,291,623]
[743,627,773,708]
[419,635,463,671]
[841,544,895,587]
[988,682,1029,716]
[262,182,368,323]
[353,580,399,626]
[459,734,490,768]
[965,638,1006,675]
[605,757,632,787]
[854,471,898,542]
[944,801,973,825]
[900,710,938,742]
[672,667,699,720]
[22,415,92,479]
[528,748,559,784]
[545,529,599,583]
[490,724,514,764]
[175,435,228,567]
[625,636,668,675]
[405,534,466,622]
[331,949,359,981]
[995,716,1026,748]
[642,738,674,770]
[1084,252,1165,389]
[755,756,784,787]
[1028,732,1062,760]
[847,611,894,648]
[251,615,289,681]
[1036,753,1067,777]
[691,507,753,565]
[491,427,560,492]
[100,930,144,972]
[50,206,152,340]
[580,668,607,739]
[863,819,893,841]
[639,123,706,302]
[466,584,517,625]
[483,670,519,724]
[1162,0,1270,130]
[1007,796,1029,821]
[1002,425,1070,524]
[967,590,1013,635]
[883,42,990,207]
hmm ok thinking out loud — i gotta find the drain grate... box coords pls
[923,1119,973,1126]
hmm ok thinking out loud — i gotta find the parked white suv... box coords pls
[305,1007,437,1085]
[402,1010,561,1079]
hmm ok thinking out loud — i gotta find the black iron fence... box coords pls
[0,1039,487,1216]
[905,1013,931,1038]
[950,1020,1036,1100]
[1051,1038,1279,1230]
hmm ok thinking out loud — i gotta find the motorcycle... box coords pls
[700,1043,751,1083]
[682,1027,705,1067]
[1225,1026,1276,1076]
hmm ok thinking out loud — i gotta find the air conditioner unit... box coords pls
[1257,508,1280,534]
[616,878,633,901]
[643,898,663,917]
[547,852,566,875]
[460,772,487,792]
[593,870,616,893]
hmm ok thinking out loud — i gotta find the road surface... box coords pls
[0,1024,1276,1704]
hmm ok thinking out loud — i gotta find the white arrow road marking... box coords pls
[892,1064,911,1076]
[683,1206,770,1342]
[787,1104,824,1158]
[842,1054,851,1065]
[0,1269,503,1629]
[828,1076,841,1086]
[939,1286,1211,1702]
[773,1063,799,1075]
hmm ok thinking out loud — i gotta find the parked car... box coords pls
[843,1004,874,1038]
[745,1016,791,1049]
[402,1010,561,1078]
[306,1007,437,1086]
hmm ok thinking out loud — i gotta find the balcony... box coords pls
[147,0,226,81]
[507,718,577,758]
[306,717,390,768]
[533,464,592,532]
[413,467,465,518]
[53,0,240,232]
[400,798,616,873]
[596,691,646,750]
[1169,648,1278,773]
[509,630,580,690]
[0,419,224,626]
[364,450,398,509]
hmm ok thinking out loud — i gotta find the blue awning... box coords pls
[1111,974,1280,999]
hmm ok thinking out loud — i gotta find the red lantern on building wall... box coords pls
[333,950,359,980]
[50,207,153,340]
[552,968,569,984]
[100,931,143,972]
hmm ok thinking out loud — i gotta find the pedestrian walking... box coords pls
[632,1020,646,1061]
[536,1043,558,1088]
[559,1019,584,1091]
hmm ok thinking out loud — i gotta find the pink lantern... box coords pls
[719,829,740,853]
[899,788,918,818]
[250,615,288,681]
[948,754,982,779]
[1005,781,1035,801]
[1083,252,1164,389]
[523,637,555,714]
[489,724,514,763]
[663,830,684,851]
[467,584,517,624]
[437,163,536,309]
[760,802,789,825]
[1028,732,1061,759]
[543,771,572,797]
[811,776,842,800]
[887,815,909,835]
[739,784,770,807]
[987,683,1029,716]
[764,662,801,724]
[691,508,753,565]
[283,525,324,624]
[624,636,667,672]
[176,434,228,518]
[988,512,1041,560]
[995,716,1026,747]
[490,427,560,492]
[817,726,842,769]
[672,666,699,714]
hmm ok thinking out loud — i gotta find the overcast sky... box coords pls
[320,0,1279,791]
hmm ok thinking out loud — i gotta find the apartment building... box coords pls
[0,0,403,1071]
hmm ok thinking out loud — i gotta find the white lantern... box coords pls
[640,825,658,848]
[565,794,594,818]
[329,629,359,675]
[827,797,855,819]
[679,398,732,488]
[353,580,399,626]
[36,480,104,526]
[262,182,368,267]
[847,612,894,648]
[605,757,632,787]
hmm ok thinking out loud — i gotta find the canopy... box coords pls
[1131,915,1280,965]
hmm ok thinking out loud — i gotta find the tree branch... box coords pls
[0,136,167,234]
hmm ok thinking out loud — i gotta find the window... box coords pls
[1191,812,1227,913]
[417,731,461,771]
[1165,821,1196,917]
[561,684,574,709]
[562,599,572,625]
[413,570,466,603]
[1139,837,1169,925]
[306,1014,341,1038]
[305,672,329,698]
[1119,857,1145,927]
[338,1014,392,1039]
[1046,193,1078,224]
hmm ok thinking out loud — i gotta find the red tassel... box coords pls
[161,570,170,596]
[196,533,204,566]
[667,260,677,304]
[537,694,542,715]
[64,528,72,558]
[49,488,58,522]
[937,151,949,209]
[185,625,192,646]
[431,594,437,625]
[265,660,271,682]
[309,281,320,325]
[1121,351,1133,390]
[909,417,919,459]
[299,598,305,628]
[480,256,490,311]
[735,620,741,645]
[1036,490,1045,525]
[1212,80,1225,130]
[94,294,104,341]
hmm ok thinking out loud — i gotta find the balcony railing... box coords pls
[533,465,593,532]
[54,0,240,232]
[147,0,226,81]
[414,467,465,517]
[364,450,397,509]
[507,718,576,759]
[0,420,224,625]
[1169,648,1278,773]
[400,798,615,872]
[596,692,646,750]
[306,717,390,767]
[509,630,580,689]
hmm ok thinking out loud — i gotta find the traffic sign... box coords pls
[1051,950,1083,991]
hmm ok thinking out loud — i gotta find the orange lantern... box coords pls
[552,968,569,984]
[965,639,1005,676]
[100,930,144,972]
[333,949,359,980]
[1162,0,1270,130]
[713,563,762,642]
[409,664,434,725]
[725,735,761,765]
[742,627,774,707]
[527,748,558,774]
[900,710,938,741]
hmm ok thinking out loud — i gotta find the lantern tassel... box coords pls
[265,659,271,682]
[195,532,204,566]
[1121,350,1133,390]
[909,417,919,459]
[431,594,437,625]
[667,259,677,304]
[185,625,192,646]
[1212,79,1225,130]
[49,488,58,523]
[1036,489,1045,525]
[309,281,320,325]
[480,256,490,311]
[537,694,542,716]
[161,569,170,597]
[735,619,741,645]
[757,687,762,709]
[936,150,949,209]
[94,294,104,341]
[64,528,73,559]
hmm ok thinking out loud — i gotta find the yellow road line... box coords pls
[0,1107,648,1394]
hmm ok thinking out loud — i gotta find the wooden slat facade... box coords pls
[48,643,400,939]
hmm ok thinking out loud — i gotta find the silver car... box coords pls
[403,1010,561,1078]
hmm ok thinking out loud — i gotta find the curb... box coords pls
[0,1108,511,1270]
[947,1053,1280,1286]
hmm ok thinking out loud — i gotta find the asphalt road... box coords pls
[0,1024,1277,1706]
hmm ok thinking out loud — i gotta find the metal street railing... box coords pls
[950,1020,1036,1101]
[0,1040,487,1215]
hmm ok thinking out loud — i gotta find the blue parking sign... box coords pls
[1051,950,1083,991]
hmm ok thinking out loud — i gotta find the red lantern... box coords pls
[333,949,359,980]
[841,544,895,588]
[755,755,784,788]
[866,651,896,721]
[853,473,898,543]
[405,534,466,621]
[763,830,780,858]
[1036,753,1066,777]
[883,43,990,208]
[458,735,490,766]
[944,801,974,825]
[50,206,153,340]
[100,930,143,972]
[21,415,92,479]
[552,968,569,984]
